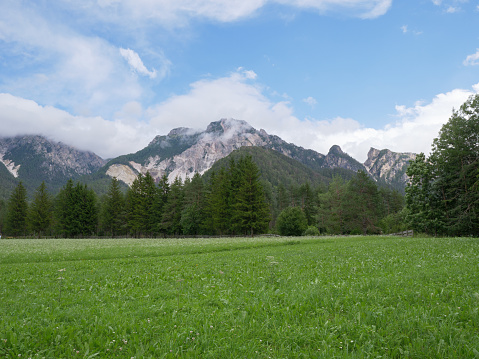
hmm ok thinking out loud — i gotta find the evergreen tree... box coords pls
[28,181,53,237]
[202,168,232,235]
[344,171,381,235]
[180,173,205,235]
[100,177,126,236]
[56,180,98,237]
[276,206,307,236]
[5,182,28,237]
[406,94,479,236]
[161,176,184,235]
[153,174,170,234]
[126,172,159,237]
[231,155,270,236]
[299,182,316,226]
[318,176,347,234]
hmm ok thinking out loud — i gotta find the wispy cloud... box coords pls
[401,25,422,35]
[463,49,479,66]
[61,0,393,25]
[119,48,166,79]
[0,2,145,117]
[303,96,317,107]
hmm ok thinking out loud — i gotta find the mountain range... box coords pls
[0,119,416,199]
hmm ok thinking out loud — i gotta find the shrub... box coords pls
[276,206,307,236]
[303,225,320,236]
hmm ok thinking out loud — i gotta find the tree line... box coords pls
[405,94,479,236]
[0,152,407,238]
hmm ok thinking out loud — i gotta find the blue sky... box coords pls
[0,0,478,161]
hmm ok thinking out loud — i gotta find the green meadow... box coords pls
[1,236,478,358]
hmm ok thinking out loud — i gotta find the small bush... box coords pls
[303,226,320,236]
[276,206,307,236]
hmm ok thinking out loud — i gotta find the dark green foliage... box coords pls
[180,173,205,235]
[344,171,381,235]
[4,182,28,236]
[126,172,159,237]
[231,155,270,236]
[161,176,184,235]
[299,182,316,226]
[205,146,333,189]
[55,180,98,237]
[28,182,53,236]
[0,143,408,237]
[318,176,348,234]
[304,225,320,236]
[202,168,233,235]
[406,94,479,236]
[276,206,307,236]
[100,177,126,236]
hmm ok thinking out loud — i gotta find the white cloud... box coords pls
[464,49,479,66]
[120,48,166,79]
[2,67,477,163]
[143,70,479,162]
[0,93,152,159]
[303,96,317,106]
[0,3,150,117]
[63,0,392,25]
[446,6,459,13]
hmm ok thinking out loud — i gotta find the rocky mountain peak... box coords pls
[328,145,345,155]
[206,118,253,135]
[364,147,416,191]
[168,127,193,137]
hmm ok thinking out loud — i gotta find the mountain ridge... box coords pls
[0,119,416,198]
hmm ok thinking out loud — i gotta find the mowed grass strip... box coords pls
[1,236,478,358]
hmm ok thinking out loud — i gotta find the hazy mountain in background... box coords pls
[0,119,416,199]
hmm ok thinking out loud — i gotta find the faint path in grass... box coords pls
[0,236,336,264]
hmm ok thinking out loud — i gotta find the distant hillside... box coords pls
[204,146,357,189]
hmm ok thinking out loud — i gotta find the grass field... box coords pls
[1,235,478,358]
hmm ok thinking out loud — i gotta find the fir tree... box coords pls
[100,177,126,236]
[28,181,53,237]
[126,172,159,237]
[232,155,270,236]
[180,173,205,235]
[344,171,381,235]
[161,176,184,235]
[5,182,28,237]
[55,180,98,237]
[202,168,232,235]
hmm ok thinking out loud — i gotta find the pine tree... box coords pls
[28,181,53,237]
[318,176,347,234]
[202,168,232,235]
[5,182,28,237]
[153,174,170,234]
[344,171,381,235]
[299,182,316,226]
[55,180,98,237]
[100,177,126,236]
[232,155,270,236]
[406,94,479,236]
[126,172,159,237]
[180,173,205,235]
[161,176,184,235]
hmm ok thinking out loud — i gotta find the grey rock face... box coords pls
[364,147,416,189]
[322,145,366,172]
[104,119,416,191]
[0,135,106,179]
